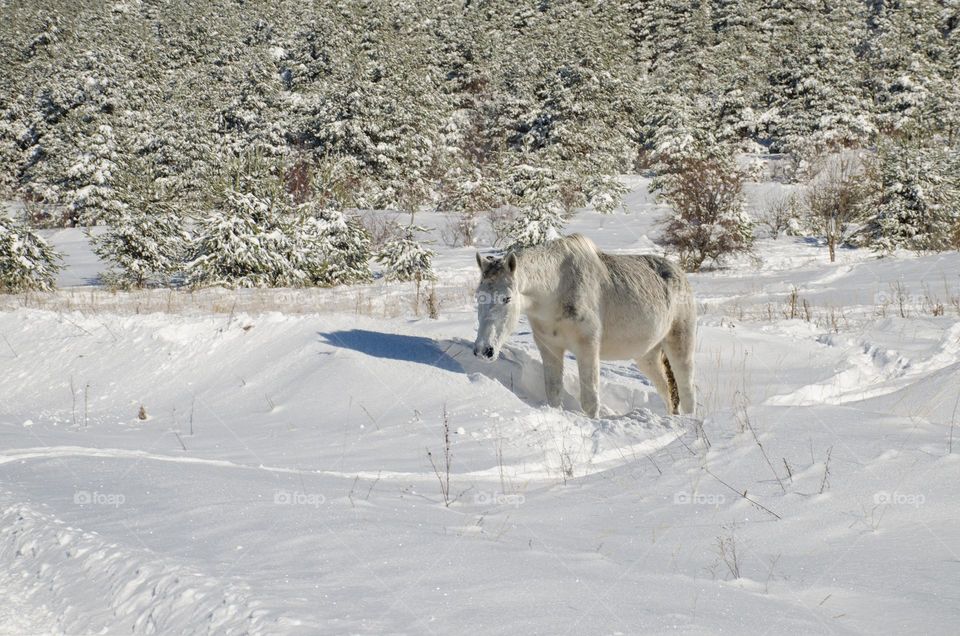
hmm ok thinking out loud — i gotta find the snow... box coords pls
[2,179,960,633]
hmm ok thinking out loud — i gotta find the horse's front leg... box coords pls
[575,336,601,418]
[533,332,564,408]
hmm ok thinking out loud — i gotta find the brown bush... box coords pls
[656,155,754,271]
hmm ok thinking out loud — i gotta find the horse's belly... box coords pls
[598,337,658,360]
[529,309,670,361]
[598,316,671,360]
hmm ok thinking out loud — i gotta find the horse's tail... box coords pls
[661,350,680,413]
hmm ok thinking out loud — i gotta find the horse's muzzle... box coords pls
[473,345,495,360]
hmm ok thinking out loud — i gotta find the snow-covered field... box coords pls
[2,180,960,634]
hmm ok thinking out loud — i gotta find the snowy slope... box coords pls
[2,181,960,634]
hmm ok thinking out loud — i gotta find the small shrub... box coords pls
[758,192,800,239]
[359,212,407,251]
[439,210,479,248]
[802,154,870,262]
[486,205,518,247]
[655,150,754,271]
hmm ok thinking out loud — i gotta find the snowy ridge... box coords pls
[766,320,960,406]
[0,497,279,635]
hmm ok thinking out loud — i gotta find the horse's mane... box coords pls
[505,233,603,279]
[550,233,605,271]
[559,233,600,258]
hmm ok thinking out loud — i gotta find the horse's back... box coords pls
[598,252,689,306]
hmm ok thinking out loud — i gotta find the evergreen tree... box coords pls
[507,205,565,249]
[187,155,301,288]
[188,189,300,288]
[933,2,960,144]
[0,216,61,292]
[92,170,190,289]
[633,0,729,155]
[295,201,372,286]
[431,2,504,219]
[298,1,448,213]
[0,112,22,197]
[376,225,436,283]
[188,153,374,288]
[864,0,948,136]
[21,99,124,226]
[863,138,960,252]
[762,0,874,168]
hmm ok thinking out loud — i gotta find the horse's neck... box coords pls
[516,246,563,300]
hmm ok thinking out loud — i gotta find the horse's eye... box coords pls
[502,296,512,305]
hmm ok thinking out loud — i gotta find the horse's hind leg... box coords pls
[635,351,677,415]
[662,319,697,415]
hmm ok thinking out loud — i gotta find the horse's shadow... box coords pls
[318,329,463,372]
[318,329,653,414]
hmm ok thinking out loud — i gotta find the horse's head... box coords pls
[473,251,522,361]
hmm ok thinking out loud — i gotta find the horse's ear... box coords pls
[476,251,483,271]
[506,253,517,274]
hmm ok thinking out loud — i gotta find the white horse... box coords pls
[473,234,696,417]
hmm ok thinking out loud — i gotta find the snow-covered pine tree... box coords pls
[0,112,21,197]
[66,121,125,226]
[190,151,377,289]
[0,18,23,198]
[936,5,960,144]
[299,1,448,214]
[22,106,125,227]
[430,2,504,228]
[633,0,735,157]
[187,154,302,288]
[863,138,960,252]
[376,225,436,283]
[710,0,771,142]
[762,1,874,172]
[864,0,947,136]
[501,159,567,247]
[122,95,217,212]
[0,216,61,292]
[14,8,137,227]
[188,189,301,288]
[497,2,636,216]
[506,205,565,249]
[295,201,372,286]
[217,58,289,161]
[92,169,190,289]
